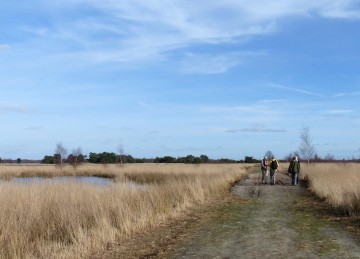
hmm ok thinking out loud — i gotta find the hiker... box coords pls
[269,156,279,185]
[260,156,269,184]
[288,156,301,185]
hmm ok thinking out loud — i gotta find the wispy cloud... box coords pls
[8,0,360,65]
[324,109,353,117]
[226,124,286,133]
[0,44,11,50]
[79,1,360,65]
[198,104,269,113]
[257,99,288,104]
[180,51,265,74]
[331,91,360,98]
[269,83,325,97]
[269,83,360,100]
[26,126,44,130]
[318,1,360,18]
[332,93,346,98]
[0,105,33,113]
[349,91,360,96]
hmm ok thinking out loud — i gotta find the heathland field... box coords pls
[0,163,360,258]
[0,163,248,258]
[301,163,360,216]
[170,165,360,258]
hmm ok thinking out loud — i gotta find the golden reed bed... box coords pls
[0,163,248,258]
[301,163,360,216]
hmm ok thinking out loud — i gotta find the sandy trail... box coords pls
[170,172,360,258]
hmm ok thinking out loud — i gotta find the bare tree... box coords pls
[324,153,335,162]
[69,147,83,168]
[264,150,274,159]
[285,151,301,162]
[299,126,316,164]
[117,145,124,164]
[55,143,68,167]
[313,153,322,162]
[285,152,294,162]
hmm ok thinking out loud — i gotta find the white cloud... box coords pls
[332,91,360,98]
[226,124,286,133]
[0,44,11,50]
[10,0,360,65]
[269,84,360,99]
[324,109,353,117]
[318,1,360,18]
[180,52,263,74]
[257,99,288,104]
[332,93,346,98]
[0,105,33,113]
[269,83,325,97]
[26,126,45,130]
[326,109,353,114]
[198,104,268,113]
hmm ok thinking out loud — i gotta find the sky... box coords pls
[1,1,360,160]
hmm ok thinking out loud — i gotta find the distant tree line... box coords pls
[154,155,209,164]
[41,152,145,165]
[283,152,359,163]
[244,156,260,163]
[0,157,41,164]
[1,127,358,165]
[38,152,265,165]
[4,137,360,165]
[1,153,359,165]
[152,155,263,164]
[87,152,145,164]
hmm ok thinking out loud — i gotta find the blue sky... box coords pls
[1,1,360,160]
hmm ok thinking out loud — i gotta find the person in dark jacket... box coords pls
[269,156,279,185]
[288,156,301,185]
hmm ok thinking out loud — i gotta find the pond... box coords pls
[6,176,147,190]
[12,176,114,186]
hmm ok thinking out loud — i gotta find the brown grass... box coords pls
[0,163,249,258]
[0,163,119,180]
[301,163,360,216]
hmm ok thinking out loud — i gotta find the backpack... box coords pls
[271,160,278,170]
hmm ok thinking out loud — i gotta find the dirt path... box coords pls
[169,172,360,258]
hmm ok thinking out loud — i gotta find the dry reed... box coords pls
[0,164,119,180]
[0,163,248,258]
[301,163,360,215]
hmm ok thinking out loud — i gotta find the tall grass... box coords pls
[0,163,248,258]
[0,164,120,180]
[301,163,360,216]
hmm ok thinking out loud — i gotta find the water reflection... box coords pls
[13,176,114,186]
[9,176,148,190]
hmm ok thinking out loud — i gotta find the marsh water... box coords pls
[3,176,147,190]
[9,176,114,186]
